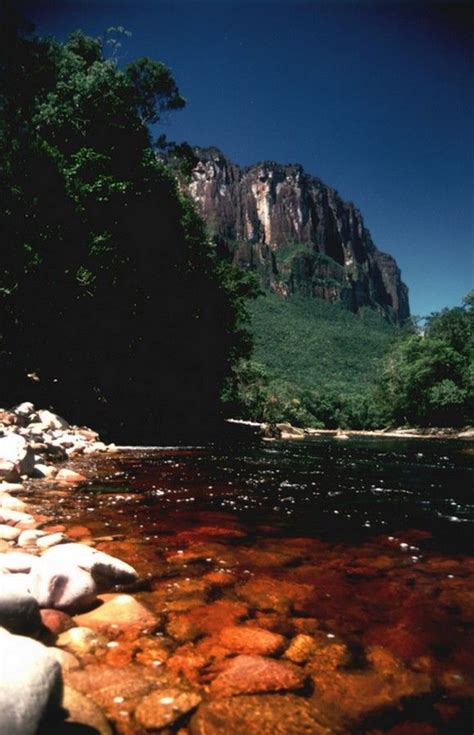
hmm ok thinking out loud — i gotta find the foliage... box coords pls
[0,13,253,441]
[376,292,473,426]
[225,293,401,428]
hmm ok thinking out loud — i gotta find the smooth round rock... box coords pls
[0,575,41,635]
[0,627,63,735]
[29,558,97,611]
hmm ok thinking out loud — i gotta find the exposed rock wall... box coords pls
[186,147,410,322]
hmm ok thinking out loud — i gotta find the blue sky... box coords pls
[24,0,473,317]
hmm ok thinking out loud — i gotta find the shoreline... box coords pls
[226,418,474,442]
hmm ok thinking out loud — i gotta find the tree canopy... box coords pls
[0,11,255,441]
[377,292,473,427]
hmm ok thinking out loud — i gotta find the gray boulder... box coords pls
[0,627,63,735]
[0,576,41,636]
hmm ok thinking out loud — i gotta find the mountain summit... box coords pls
[186,147,410,323]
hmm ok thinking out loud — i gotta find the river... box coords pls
[33,436,474,734]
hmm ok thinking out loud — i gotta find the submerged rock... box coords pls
[61,685,112,735]
[209,654,306,697]
[73,593,160,633]
[309,645,432,726]
[218,625,286,656]
[135,687,202,730]
[56,626,107,655]
[190,694,341,735]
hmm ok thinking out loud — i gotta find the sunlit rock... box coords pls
[73,593,160,633]
[29,559,97,610]
[56,626,107,655]
[39,543,138,587]
[0,627,62,735]
[0,434,35,476]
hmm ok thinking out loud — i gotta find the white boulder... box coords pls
[0,435,35,477]
[0,627,62,735]
[28,559,97,611]
[40,543,138,585]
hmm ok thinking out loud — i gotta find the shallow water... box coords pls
[33,436,474,734]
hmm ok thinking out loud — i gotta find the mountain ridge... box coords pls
[184,146,410,323]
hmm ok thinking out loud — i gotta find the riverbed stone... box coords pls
[284,634,320,664]
[0,523,21,541]
[135,687,202,730]
[61,685,112,735]
[309,645,432,726]
[74,593,160,633]
[56,626,107,655]
[64,663,162,709]
[32,463,57,479]
[18,529,45,547]
[209,654,306,697]
[217,625,286,656]
[40,609,77,636]
[0,434,35,476]
[0,482,25,494]
[0,627,63,735]
[0,460,20,482]
[0,507,35,526]
[36,532,67,550]
[56,468,88,483]
[49,647,81,672]
[237,577,315,615]
[0,494,27,512]
[190,694,340,735]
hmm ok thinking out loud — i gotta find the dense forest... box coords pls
[1,10,472,437]
[226,293,474,430]
[0,11,256,441]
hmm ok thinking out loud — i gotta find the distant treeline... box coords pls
[225,293,473,429]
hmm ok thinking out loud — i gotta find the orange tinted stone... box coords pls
[209,655,306,697]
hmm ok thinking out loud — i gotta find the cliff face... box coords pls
[186,147,410,323]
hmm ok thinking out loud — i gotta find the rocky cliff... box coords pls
[186,147,410,323]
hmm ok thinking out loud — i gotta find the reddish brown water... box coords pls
[31,436,474,734]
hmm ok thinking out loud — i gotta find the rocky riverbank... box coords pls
[227,419,474,442]
[0,402,141,734]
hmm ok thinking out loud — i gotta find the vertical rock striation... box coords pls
[186,147,410,322]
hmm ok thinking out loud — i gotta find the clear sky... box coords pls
[22,0,473,317]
